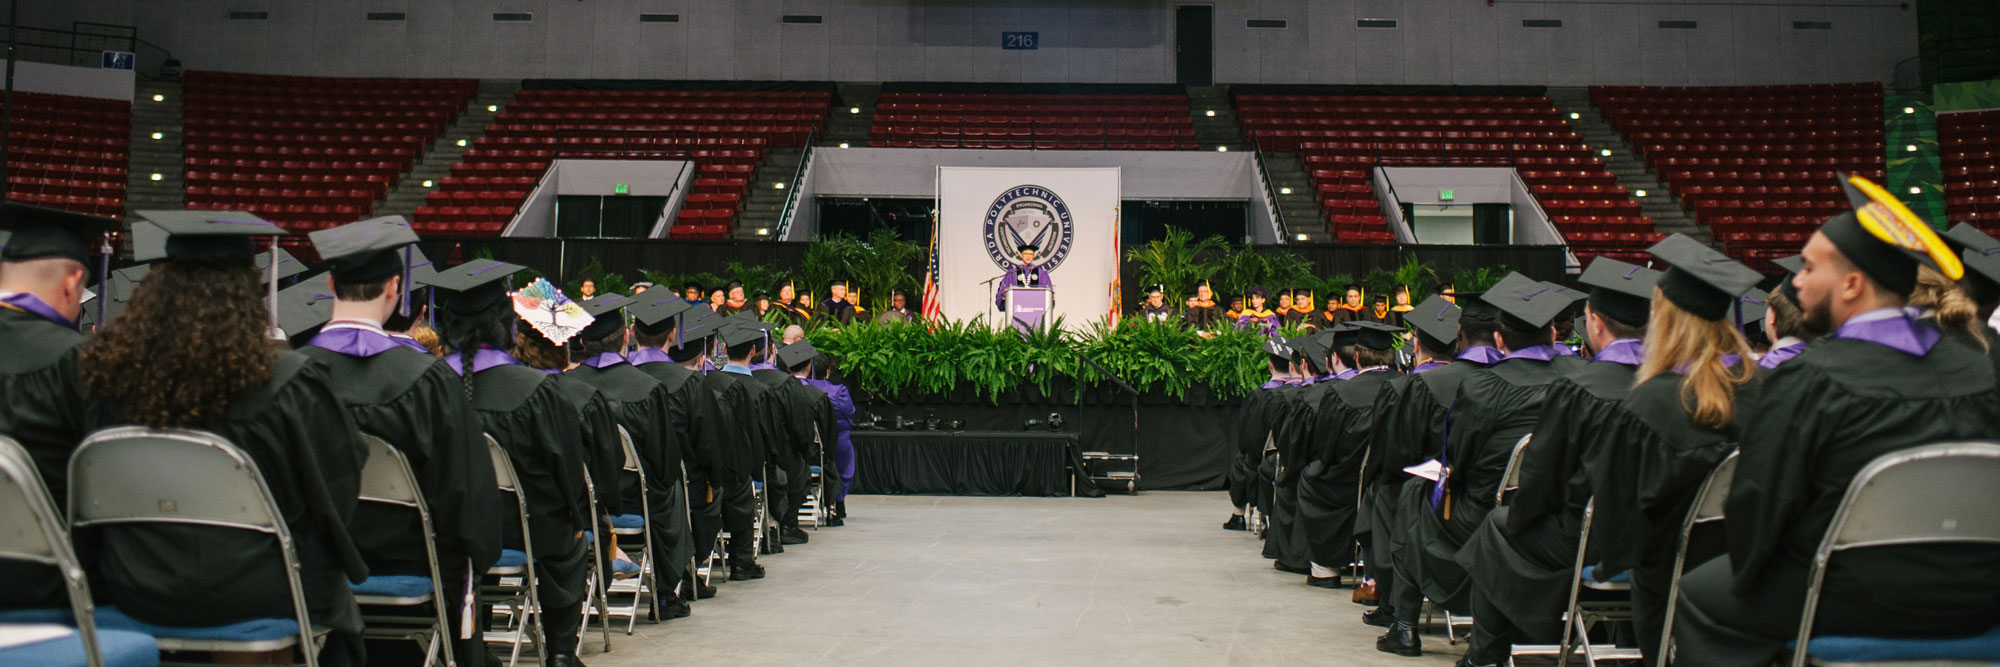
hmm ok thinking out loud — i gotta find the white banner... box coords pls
[936,167,1121,330]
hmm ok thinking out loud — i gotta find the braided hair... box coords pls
[435,302,513,404]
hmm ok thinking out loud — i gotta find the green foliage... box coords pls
[569,256,628,296]
[1217,246,1315,297]
[799,230,922,311]
[1392,254,1441,304]
[1449,265,1513,293]
[1124,228,1226,304]
[723,261,792,297]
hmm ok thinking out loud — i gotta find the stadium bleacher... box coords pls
[1942,108,2000,236]
[868,92,1196,151]
[421,89,829,239]
[2,91,129,218]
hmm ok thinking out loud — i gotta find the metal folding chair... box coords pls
[800,425,826,529]
[1657,451,1738,667]
[1504,499,1643,666]
[576,468,613,653]
[1438,434,1537,644]
[350,435,457,667]
[69,427,325,666]
[478,435,545,667]
[687,462,723,588]
[589,425,659,634]
[0,436,156,667]
[1786,442,2000,667]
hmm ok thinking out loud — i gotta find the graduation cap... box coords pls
[1294,333,1332,363]
[1770,254,1805,303]
[1348,320,1402,351]
[1736,291,1769,327]
[1648,234,1764,322]
[775,340,818,370]
[255,248,307,286]
[511,277,593,347]
[719,321,766,348]
[0,202,119,265]
[1577,257,1662,327]
[577,292,635,340]
[1407,294,1462,345]
[1017,242,1040,253]
[676,308,721,346]
[1330,323,1361,349]
[1479,272,1573,329]
[274,272,335,338]
[424,259,529,316]
[83,263,151,328]
[630,295,695,335]
[1941,223,2000,297]
[308,215,427,317]
[1817,173,1961,298]
[1144,284,1164,295]
[131,210,288,266]
[1261,337,1293,360]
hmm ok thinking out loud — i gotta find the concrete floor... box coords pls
[577,491,1469,666]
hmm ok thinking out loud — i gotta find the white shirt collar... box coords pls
[322,319,387,335]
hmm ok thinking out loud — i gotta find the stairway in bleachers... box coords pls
[1546,88,1708,245]
[1186,86,1246,152]
[378,81,521,221]
[126,80,184,215]
[822,83,879,148]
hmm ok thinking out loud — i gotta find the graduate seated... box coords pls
[1671,175,2000,665]
[1223,337,1299,531]
[76,211,370,665]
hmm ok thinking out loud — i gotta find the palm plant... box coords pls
[1124,228,1226,304]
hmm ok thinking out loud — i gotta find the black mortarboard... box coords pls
[423,259,528,315]
[1294,288,1313,298]
[1817,173,1961,298]
[1480,272,1572,329]
[0,202,118,264]
[1577,258,1662,327]
[131,210,288,266]
[309,216,420,283]
[720,322,766,348]
[86,264,150,327]
[630,295,694,333]
[828,280,849,289]
[274,272,334,338]
[776,340,818,370]
[1771,254,1804,302]
[1648,234,1764,321]
[1330,323,1360,349]
[1736,291,1768,326]
[1017,242,1040,253]
[1261,337,1292,359]
[255,248,308,285]
[1407,295,1462,344]
[577,293,635,340]
[1145,284,1164,294]
[1348,320,1401,351]
[676,308,720,346]
[1295,333,1331,365]
[1942,223,2000,295]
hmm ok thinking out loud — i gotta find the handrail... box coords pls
[772,126,816,239]
[1246,129,1288,243]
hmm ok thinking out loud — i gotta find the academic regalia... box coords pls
[1281,305,1318,329]
[995,263,1053,311]
[801,377,856,502]
[701,332,773,567]
[1137,302,1176,323]
[750,362,816,535]
[566,351,696,603]
[1236,308,1281,336]
[717,300,753,317]
[85,354,372,663]
[1231,343,1298,518]
[1675,316,2000,665]
[1325,304,1364,326]
[815,297,858,325]
[1263,369,1329,571]
[1362,307,1400,327]
[1181,301,1224,330]
[1298,366,1401,572]
[765,300,812,327]
[0,300,89,610]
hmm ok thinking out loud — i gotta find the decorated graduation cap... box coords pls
[776,340,818,370]
[1348,320,1402,351]
[577,292,635,341]
[425,258,529,316]
[0,202,119,265]
[511,277,593,346]
[1817,173,1962,297]
[1648,234,1764,322]
[274,272,335,338]
[1261,336,1293,363]
[1576,257,1662,327]
[1407,294,1462,345]
[1480,272,1573,330]
[1940,223,2000,298]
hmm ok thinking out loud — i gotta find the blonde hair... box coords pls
[1634,286,1756,429]
[1910,265,1989,351]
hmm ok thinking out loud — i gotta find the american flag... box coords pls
[921,209,942,324]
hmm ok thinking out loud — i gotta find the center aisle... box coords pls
[584,492,1465,666]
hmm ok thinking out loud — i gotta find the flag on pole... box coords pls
[1106,205,1121,328]
[921,209,943,325]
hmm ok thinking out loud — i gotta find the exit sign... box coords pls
[614,183,630,195]
[1439,189,1455,201]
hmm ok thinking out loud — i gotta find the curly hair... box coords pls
[511,322,569,371]
[78,262,276,428]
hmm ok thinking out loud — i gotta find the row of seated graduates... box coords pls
[0,206,848,667]
[1224,179,2000,667]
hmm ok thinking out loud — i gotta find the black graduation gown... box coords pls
[297,345,504,577]
[763,301,812,328]
[1180,303,1224,330]
[1403,357,1563,613]
[83,353,370,658]
[1366,360,1481,566]
[566,362,696,576]
[1264,381,1326,568]
[547,374,627,517]
[700,370,768,481]
[752,369,815,485]
[1228,381,1285,510]
[815,298,858,326]
[1721,334,2000,636]
[1298,370,1401,569]
[0,307,89,609]
[634,359,724,488]
[1456,359,1639,639]
[465,364,592,609]
[1137,303,1176,324]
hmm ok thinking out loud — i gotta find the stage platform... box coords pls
[849,431,1103,497]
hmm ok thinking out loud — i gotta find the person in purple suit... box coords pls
[795,344,856,525]
[995,243,1054,312]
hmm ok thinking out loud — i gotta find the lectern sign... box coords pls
[937,167,1120,331]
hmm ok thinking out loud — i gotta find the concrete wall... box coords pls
[30,0,1916,86]
[0,60,135,101]
[503,158,693,237]
[1375,166,1565,247]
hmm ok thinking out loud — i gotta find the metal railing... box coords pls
[0,21,170,76]
[1245,129,1288,243]
[772,127,817,240]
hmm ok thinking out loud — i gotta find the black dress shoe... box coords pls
[825,515,844,527]
[548,654,587,667]
[1223,515,1247,531]
[1376,624,1422,657]
[1452,660,1497,667]
[1306,575,1342,589]
[835,501,847,518]
[780,526,810,545]
[1362,608,1395,628]
[689,582,717,600]
[1272,560,1309,575]
[729,562,765,581]
[663,599,692,620]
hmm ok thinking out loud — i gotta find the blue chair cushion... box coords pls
[610,514,645,530]
[493,549,527,569]
[92,607,300,643]
[350,575,434,599]
[0,626,159,667]
[1791,625,2000,662]
[1581,565,1630,583]
[809,465,823,476]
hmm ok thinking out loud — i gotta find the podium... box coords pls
[1005,286,1052,333]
